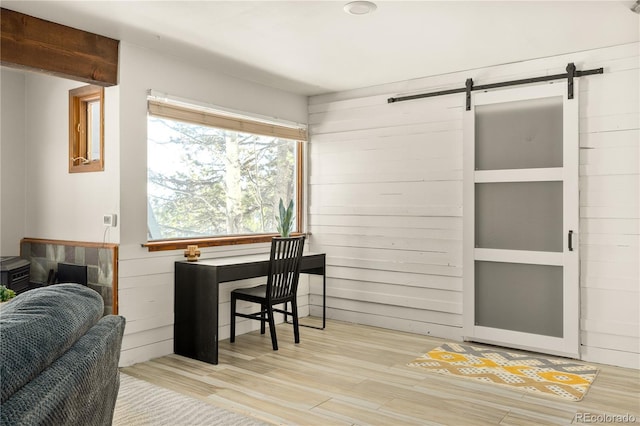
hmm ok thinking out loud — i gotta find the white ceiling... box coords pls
[3,1,639,96]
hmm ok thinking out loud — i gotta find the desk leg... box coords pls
[174,263,219,365]
[322,268,326,329]
[287,270,325,330]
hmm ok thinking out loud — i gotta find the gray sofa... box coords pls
[0,284,125,425]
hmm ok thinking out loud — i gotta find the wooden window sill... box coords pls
[143,233,306,252]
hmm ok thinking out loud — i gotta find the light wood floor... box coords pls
[121,318,640,425]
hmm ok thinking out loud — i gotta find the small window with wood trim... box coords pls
[69,85,104,173]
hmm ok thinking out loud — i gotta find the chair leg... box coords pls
[291,299,300,344]
[266,306,278,351]
[230,294,236,343]
[260,303,266,335]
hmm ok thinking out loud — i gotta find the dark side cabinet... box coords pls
[174,262,219,364]
[1,256,31,294]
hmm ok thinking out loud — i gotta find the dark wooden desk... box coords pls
[174,252,326,365]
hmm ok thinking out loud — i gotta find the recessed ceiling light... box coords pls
[344,1,377,15]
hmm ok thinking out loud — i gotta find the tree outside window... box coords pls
[147,111,300,242]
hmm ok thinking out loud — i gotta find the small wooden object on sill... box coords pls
[184,245,201,262]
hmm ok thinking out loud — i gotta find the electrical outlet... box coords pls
[103,214,117,227]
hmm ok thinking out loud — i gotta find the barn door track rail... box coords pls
[387,63,603,110]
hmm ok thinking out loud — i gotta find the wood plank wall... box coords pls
[307,43,639,368]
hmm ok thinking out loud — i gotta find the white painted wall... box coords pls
[308,43,639,369]
[21,72,120,244]
[1,69,118,251]
[117,42,309,366]
[0,69,26,256]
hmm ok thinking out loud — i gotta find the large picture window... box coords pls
[146,96,306,250]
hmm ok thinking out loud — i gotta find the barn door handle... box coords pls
[568,230,574,251]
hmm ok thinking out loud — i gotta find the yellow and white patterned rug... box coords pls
[408,343,599,401]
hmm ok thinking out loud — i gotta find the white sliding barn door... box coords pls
[463,82,579,358]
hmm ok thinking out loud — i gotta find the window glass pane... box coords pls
[475,261,563,337]
[475,181,563,252]
[475,96,563,170]
[147,116,297,240]
[88,100,101,161]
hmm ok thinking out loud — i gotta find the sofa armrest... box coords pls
[1,315,126,426]
[1,284,104,403]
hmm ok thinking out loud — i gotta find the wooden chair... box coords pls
[230,236,306,350]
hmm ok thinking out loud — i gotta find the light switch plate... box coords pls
[103,214,117,227]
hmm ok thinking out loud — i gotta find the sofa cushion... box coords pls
[0,284,103,403]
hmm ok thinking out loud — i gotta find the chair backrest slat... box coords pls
[267,236,305,302]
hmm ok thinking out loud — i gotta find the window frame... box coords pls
[69,85,105,173]
[144,98,306,252]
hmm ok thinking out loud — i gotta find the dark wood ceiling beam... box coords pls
[1,8,119,86]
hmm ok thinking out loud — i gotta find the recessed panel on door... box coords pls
[475,181,563,252]
[475,96,563,170]
[475,261,563,337]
